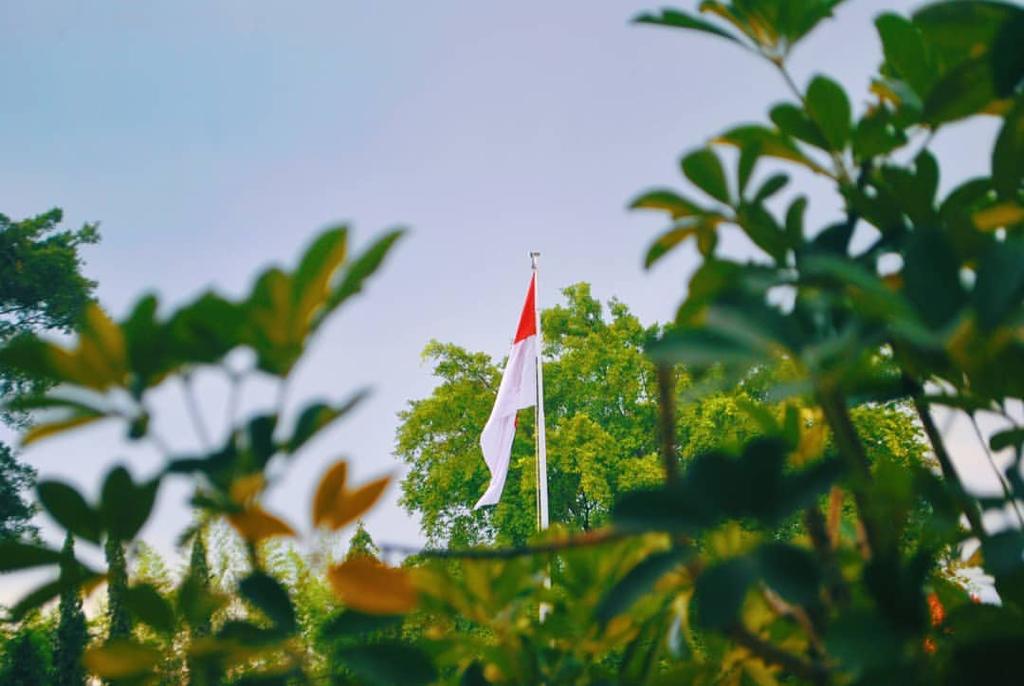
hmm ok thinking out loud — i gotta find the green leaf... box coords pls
[681,148,731,205]
[770,102,828,149]
[875,13,936,96]
[853,109,908,160]
[37,481,102,544]
[629,189,706,218]
[755,543,821,607]
[596,548,692,625]
[737,143,761,197]
[913,1,1023,70]
[994,13,1024,96]
[0,541,64,573]
[990,428,1024,453]
[292,227,349,326]
[286,390,370,454]
[903,228,967,329]
[85,640,162,679]
[334,642,438,686]
[785,196,808,246]
[239,572,297,634]
[993,99,1024,199]
[125,584,176,634]
[325,229,406,315]
[9,571,103,622]
[633,8,744,45]
[716,125,829,175]
[100,466,159,542]
[693,557,756,630]
[805,75,851,150]
[320,609,404,639]
[736,203,788,263]
[752,173,789,204]
[974,238,1024,330]
[167,292,246,366]
[645,223,700,269]
[923,56,1000,125]
[246,414,278,468]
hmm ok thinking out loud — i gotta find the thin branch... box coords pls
[730,624,829,685]
[379,529,628,560]
[969,413,1024,528]
[181,371,211,451]
[223,366,246,432]
[911,392,987,541]
[817,388,883,558]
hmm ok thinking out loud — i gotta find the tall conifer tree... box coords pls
[53,533,87,686]
[104,537,131,641]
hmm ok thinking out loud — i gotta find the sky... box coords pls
[0,0,1012,598]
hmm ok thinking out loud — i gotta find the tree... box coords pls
[53,533,87,686]
[0,208,98,544]
[396,283,665,547]
[0,444,36,543]
[0,627,52,686]
[345,521,380,560]
[105,538,132,642]
[397,283,930,548]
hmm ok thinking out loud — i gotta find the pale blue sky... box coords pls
[1,1,1007,589]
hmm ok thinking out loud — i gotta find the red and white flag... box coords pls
[474,275,539,509]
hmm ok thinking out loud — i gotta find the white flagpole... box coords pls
[530,251,550,532]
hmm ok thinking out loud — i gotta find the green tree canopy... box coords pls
[0,208,98,545]
[396,283,929,548]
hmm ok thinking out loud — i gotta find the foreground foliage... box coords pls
[2,1,1024,684]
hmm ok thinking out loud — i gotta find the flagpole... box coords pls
[530,251,549,532]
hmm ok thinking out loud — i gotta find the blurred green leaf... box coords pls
[853,109,908,160]
[993,13,1024,96]
[240,572,297,635]
[681,148,731,204]
[876,13,936,97]
[923,56,1001,125]
[286,390,370,454]
[974,238,1024,330]
[991,428,1024,452]
[596,547,692,625]
[167,292,245,366]
[335,642,439,686]
[645,223,700,269]
[0,541,64,573]
[37,481,102,544]
[770,102,828,149]
[716,125,829,175]
[903,228,967,329]
[320,609,404,639]
[693,557,756,630]
[325,229,406,315]
[629,189,707,218]
[100,466,159,542]
[993,99,1024,199]
[805,75,852,150]
[125,583,176,634]
[755,543,822,607]
[633,8,744,45]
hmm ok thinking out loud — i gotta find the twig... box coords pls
[379,529,628,560]
[731,624,829,685]
[969,412,1024,528]
[911,391,987,541]
[182,371,211,450]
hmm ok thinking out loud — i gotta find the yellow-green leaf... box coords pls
[227,507,296,542]
[313,460,348,527]
[84,640,162,678]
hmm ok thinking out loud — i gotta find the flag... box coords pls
[474,274,538,509]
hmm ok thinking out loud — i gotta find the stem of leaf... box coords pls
[911,391,987,541]
[969,412,1024,528]
[817,388,883,558]
[730,624,829,685]
[182,371,211,451]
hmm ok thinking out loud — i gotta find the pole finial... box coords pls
[530,251,540,270]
